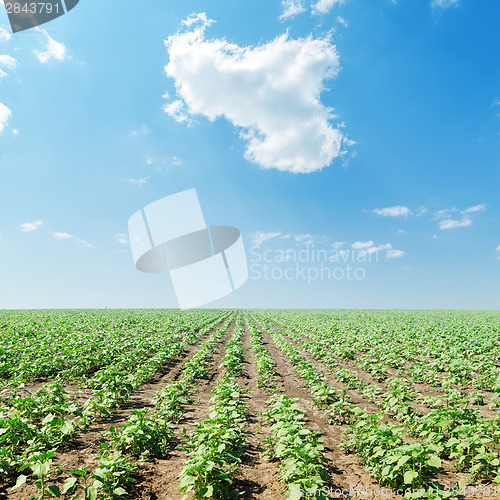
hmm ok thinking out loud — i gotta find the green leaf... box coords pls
[203,485,213,497]
[48,485,61,497]
[113,487,128,496]
[11,474,27,491]
[84,486,97,500]
[403,470,419,485]
[427,455,442,468]
[32,462,51,478]
[62,477,78,494]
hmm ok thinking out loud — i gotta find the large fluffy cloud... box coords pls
[164,14,345,173]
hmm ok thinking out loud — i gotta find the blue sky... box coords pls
[0,0,499,309]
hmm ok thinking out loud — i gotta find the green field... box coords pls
[1,310,499,499]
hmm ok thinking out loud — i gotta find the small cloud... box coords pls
[331,241,346,249]
[463,203,486,214]
[396,229,407,235]
[386,249,405,259]
[439,218,472,230]
[128,176,150,187]
[0,102,11,134]
[352,240,373,250]
[435,204,485,230]
[496,244,500,252]
[20,220,43,232]
[35,28,67,63]
[312,0,345,15]
[372,205,410,218]
[295,234,313,243]
[52,232,73,240]
[336,16,348,27]
[52,231,93,247]
[434,208,458,219]
[146,155,183,171]
[75,238,94,248]
[0,55,18,70]
[163,100,192,125]
[430,0,459,8]
[280,0,306,20]
[129,124,150,138]
[0,28,11,42]
[182,12,214,28]
[415,205,428,217]
[252,231,283,246]
[114,233,129,245]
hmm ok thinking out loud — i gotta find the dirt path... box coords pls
[133,320,235,500]
[231,322,283,500]
[249,318,388,498]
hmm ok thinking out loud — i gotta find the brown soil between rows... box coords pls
[274,327,476,495]
[274,320,500,421]
[248,317,391,498]
[0,321,227,500]
[132,320,236,500]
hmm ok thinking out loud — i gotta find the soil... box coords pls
[2,316,499,500]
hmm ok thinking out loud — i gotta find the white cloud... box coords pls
[128,176,150,187]
[35,29,67,63]
[496,244,500,252]
[415,205,428,217]
[20,220,43,232]
[163,100,192,125]
[312,0,345,15]
[52,231,93,247]
[164,15,344,173]
[75,238,93,248]
[114,234,129,245]
[430,0,459,8]
[351,240,402,259]
[252,231,283,246]
[129,124,150,138]
[147,155,183,170]
[331,241,346,249]
[295,234,313,243]
[439,218,472,230]
[280,0,306,20]
[52,232,73,240]
[386,249,405,259]
[463,203,486,214]
[396,229,407,235]
[352,240,373,250]
[373,205,410,218]
[435,204,485,230]
[0,28,11,42]
[0,102,11,134]
[182,12,214,28]
[434,208,458,219]
[336,16,348,27]
[0,55,17,69]
[0,69,6,79]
